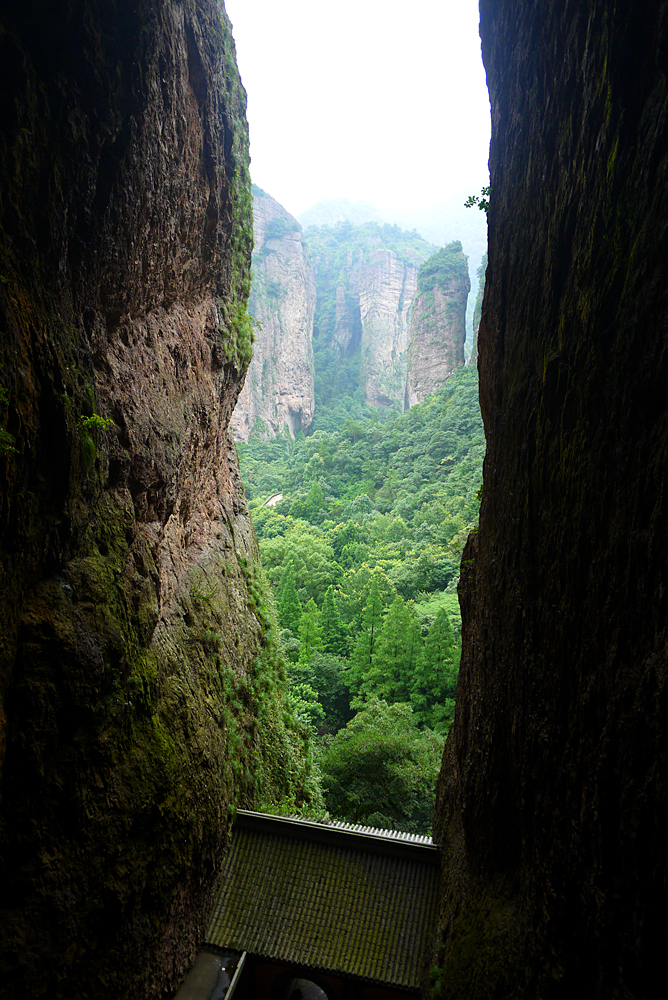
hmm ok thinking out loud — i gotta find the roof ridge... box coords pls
[239,809,434,845]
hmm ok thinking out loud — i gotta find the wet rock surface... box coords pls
[432,1,668,997]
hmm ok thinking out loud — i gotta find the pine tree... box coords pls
[304,479,325,522]
[278,562,302,633]
[275,560,292,604]
[298,598,323,663]
[346,575,384,698]
[410,606,460,732]
[361,595,421,704]
[321,585,347,656]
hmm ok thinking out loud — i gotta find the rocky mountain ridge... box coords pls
[357,245,418,408]
[406,242,470,407]
[298,195,487,337]
[231,206,473,440]
[233,215,471,439]
[305,221,458,419]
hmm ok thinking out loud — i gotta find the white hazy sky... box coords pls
[223,0,491,219]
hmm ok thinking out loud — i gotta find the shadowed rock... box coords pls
[0,2,314,997]
[432,1,668,997]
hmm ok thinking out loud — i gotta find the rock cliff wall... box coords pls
[306,223,438,415]
[406,242,470,408]
[358,247,417,408]
[0,3,315,997]
[431,2,668,997]
[468,251,486,369]
[231,188,315,441]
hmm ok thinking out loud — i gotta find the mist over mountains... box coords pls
[298,194,488,331]
[233,187,472,442]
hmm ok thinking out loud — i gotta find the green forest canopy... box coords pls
[237,365,484,833]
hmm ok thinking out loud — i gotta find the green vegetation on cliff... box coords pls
[216,8,255,371]
[417,240,469,299]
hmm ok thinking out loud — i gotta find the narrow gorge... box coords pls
[1,1,666,998]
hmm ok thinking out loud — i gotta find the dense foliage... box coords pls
[241,364,483,597]
[237,364,484,832]
[320,699,445,833]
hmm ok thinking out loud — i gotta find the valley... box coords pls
[232,191,485,833]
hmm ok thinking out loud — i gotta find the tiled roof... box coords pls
[206,810,440,990]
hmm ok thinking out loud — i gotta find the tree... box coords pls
[464,185,491,212]
[360,596,421,704]
[309,652,352,733]
[320,585,347,656]
[337,565,396,633]
[304,479,325,522]
[410,606,460,733]
[288,682,325,732]
[327,520,359,559]
[319,699,444,833]
[260,530,340,605]
[345,574,384,698]
[278,562,302,633]
[298,598,322,663]
[279,627,301,664]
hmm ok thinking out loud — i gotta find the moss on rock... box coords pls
[0,2,314,997]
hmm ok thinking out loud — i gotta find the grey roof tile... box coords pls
[206,811,440,989]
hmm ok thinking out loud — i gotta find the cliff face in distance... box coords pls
[406,242,470,408]
[297,195,488,337]
[231,187,315,442]
[0,2,315,997]
[432,1,668,997]
[305,223,440,415]
[358,246,418,407]
[468,251,487,368]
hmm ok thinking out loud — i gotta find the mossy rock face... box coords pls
[0,2,318,997]
[430,2,668,998]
